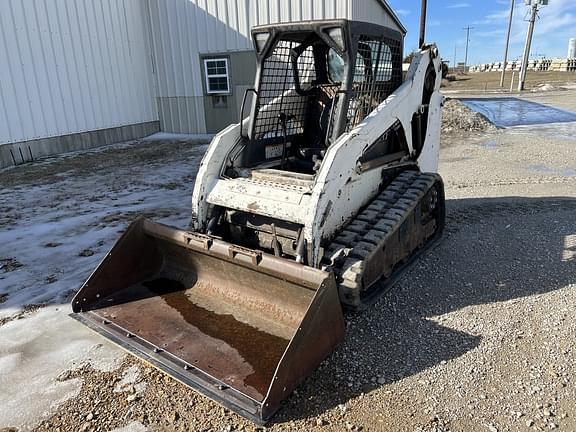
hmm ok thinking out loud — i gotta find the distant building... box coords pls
[469,55,576,74]
[569,38,576,59]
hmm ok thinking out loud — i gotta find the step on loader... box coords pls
[72,18,445,423]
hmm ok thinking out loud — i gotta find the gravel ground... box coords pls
[2,92,576,432]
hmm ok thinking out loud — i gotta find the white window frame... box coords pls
[204,58,230,95]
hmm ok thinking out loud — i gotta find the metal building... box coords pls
[0,0,159,168]
[569,38,576,60]
[0,0,404,168]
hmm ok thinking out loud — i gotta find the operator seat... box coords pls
[298,84,339,168]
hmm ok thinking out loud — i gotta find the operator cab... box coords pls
[226,20,404,178]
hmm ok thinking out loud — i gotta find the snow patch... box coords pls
[531,83,566,93]
[0,306,124,429]
[0,138,206,428]
[114,365,147,394]
[110,421,149,432]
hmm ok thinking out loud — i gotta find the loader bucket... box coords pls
[71,218,344,423]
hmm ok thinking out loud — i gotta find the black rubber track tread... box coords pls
[325,171,445,310]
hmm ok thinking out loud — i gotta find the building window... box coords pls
[204,58,230,94]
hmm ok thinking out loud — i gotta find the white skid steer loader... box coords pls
[72,18,445,423]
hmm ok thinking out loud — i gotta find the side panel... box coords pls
[417,90,443,173]
[191,123,243,230]
[305,48,442,266]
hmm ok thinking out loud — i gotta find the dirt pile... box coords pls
[442,99,496,134]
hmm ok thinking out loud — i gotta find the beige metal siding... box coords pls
[147,0,354,98]
[252,0,351,24]
[0,0,158,145]
[147,0,215,132]
[352,0,403,33]
[0,0,402,140]
[147,0,361,133]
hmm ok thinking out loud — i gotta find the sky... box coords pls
[386,0,576,65]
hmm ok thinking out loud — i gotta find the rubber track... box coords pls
[324,171,442,309]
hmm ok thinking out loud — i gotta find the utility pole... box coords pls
[518,0,546,91]
[500,0,515,87]
[462,26,474,72]
[453,44,458,73]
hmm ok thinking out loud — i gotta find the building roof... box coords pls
[376,0,408,35]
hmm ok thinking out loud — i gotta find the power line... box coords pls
[462,26,474,71]
[518,1,545,91]
[500,0,515,88]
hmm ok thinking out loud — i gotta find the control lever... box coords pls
[278,112,293,170]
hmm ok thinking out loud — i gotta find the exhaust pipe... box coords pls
[419,0,428,48]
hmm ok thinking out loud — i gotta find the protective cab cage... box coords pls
[233,20,405,174]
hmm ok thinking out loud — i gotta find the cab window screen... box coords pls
[347,36,402,131]
[252,40,315,140]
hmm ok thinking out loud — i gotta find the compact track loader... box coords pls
[72,19,445,423]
